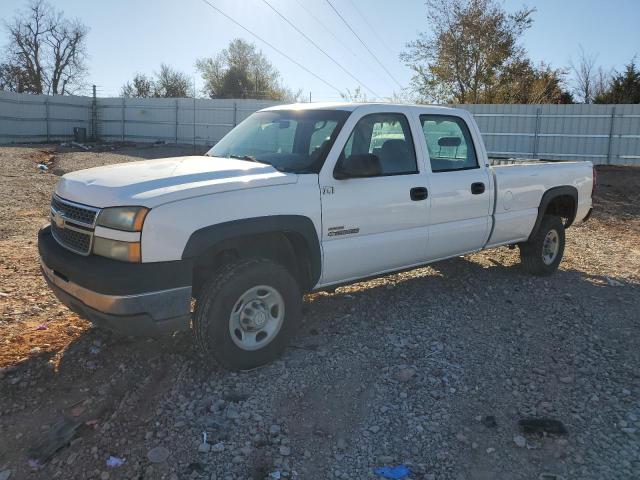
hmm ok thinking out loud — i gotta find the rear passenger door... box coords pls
[318,112,430,285]
[420,114,492,260]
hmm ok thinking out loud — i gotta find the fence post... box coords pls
[121,97,125,142]
[606,106,616,165]
[44,96,50,142]
[532,107,541,158]
[175,99,179,144]
[233,102,237,126]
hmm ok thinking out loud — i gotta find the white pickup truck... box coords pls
[39,103,594,369]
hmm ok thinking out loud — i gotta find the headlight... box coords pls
[97,206,149,232]
[93,237,141,262]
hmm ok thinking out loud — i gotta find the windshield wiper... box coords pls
[229,154,260,163]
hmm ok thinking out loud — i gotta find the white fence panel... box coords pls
[1,91,638,165]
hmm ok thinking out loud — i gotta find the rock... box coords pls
[514,435,527,448]
[486,447,495,454]
[279,446,291,456]
[482,415,497,428]
[455,432,468,443]
[212,442,225,453]
[378,455,394,464]
[198,442,211,453]
[394,368,416,382]
[558,376,574,384]
[147,446,170,463]
[621,427,637,434]
[100,472,110,480]
[336,438,347,450]
[269,425,281,435]
[232,455,243,464]
[0,470,11,480]
[66,452,78,465]
[369,425,381,434]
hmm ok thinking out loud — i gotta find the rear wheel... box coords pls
[194,258,301,370]
[519,215,565,276]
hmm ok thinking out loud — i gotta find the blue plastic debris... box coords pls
[374,464,411,479]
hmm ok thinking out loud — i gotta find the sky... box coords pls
[0,0,638,100]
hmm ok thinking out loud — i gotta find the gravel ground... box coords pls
[0,144,639,480]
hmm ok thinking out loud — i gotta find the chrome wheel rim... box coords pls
[542,229,560,265]
[229,285,285,351]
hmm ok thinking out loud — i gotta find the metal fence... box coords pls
[0,90,280,145]
[1,90,639,165]
[458,104,640,166]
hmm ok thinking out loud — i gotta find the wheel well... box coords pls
[191,231,313,297]
[544,194,577,227]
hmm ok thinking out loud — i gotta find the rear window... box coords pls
[420,115,478,172]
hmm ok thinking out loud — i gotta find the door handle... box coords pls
[471,182,485,195]
[410,187,428,201]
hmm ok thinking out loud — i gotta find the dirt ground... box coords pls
[0,144,639,480]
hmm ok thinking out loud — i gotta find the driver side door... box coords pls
[317,112,430,286]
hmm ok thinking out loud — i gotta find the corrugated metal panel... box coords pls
[459,103,640,165]
[1,91,638,165]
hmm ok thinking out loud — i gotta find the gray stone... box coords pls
[147,446,171,463]
[279,446,291,456]
[212,442,225,453]
[198,442,211,453]
[514,435,527,448]
[269,425,281,435]
[369,425,381,434]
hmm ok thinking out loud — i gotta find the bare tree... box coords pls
[121,65,192,98]
[1,0,88,95]
[570,45,598,103]
[121,73,154,98]
[153,64,191,98]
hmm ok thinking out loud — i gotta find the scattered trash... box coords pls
[269,471,282,480]
[71,141,90,150]
[0,291,9,297]
[106,456,125,468]
[519,418,567,435]
[374,464,411,479]
[27,416,82,461]
[37,163,49,173]
[482,415,497,428]
[35,324,48,331]
[85,419,99,428]
[604,276,624,287]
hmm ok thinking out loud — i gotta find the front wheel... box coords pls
[519,215,566,276]
[194,258,302,370]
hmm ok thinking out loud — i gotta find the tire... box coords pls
[194,258,302,370]
[519,215,565,276]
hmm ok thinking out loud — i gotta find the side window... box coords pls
[339,113,418,176]
[420,115,478,172]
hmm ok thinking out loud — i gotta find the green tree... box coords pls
[196,39,300,101]
[595,60,640,104]
[401,0,536,103]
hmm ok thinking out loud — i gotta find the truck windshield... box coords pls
[206,110,350,173]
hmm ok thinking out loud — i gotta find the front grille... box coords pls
[50,195,99,255]
[51,221,92,254]
[51,195,98,226]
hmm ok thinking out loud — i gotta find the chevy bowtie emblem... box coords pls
[52,211,65,229]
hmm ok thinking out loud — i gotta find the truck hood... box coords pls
[55,156,298,208]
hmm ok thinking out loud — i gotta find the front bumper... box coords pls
[38,226,192,336]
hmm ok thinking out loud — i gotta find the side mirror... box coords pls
[334,153,382,179]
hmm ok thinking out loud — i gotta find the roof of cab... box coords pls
[261,102,462,114]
